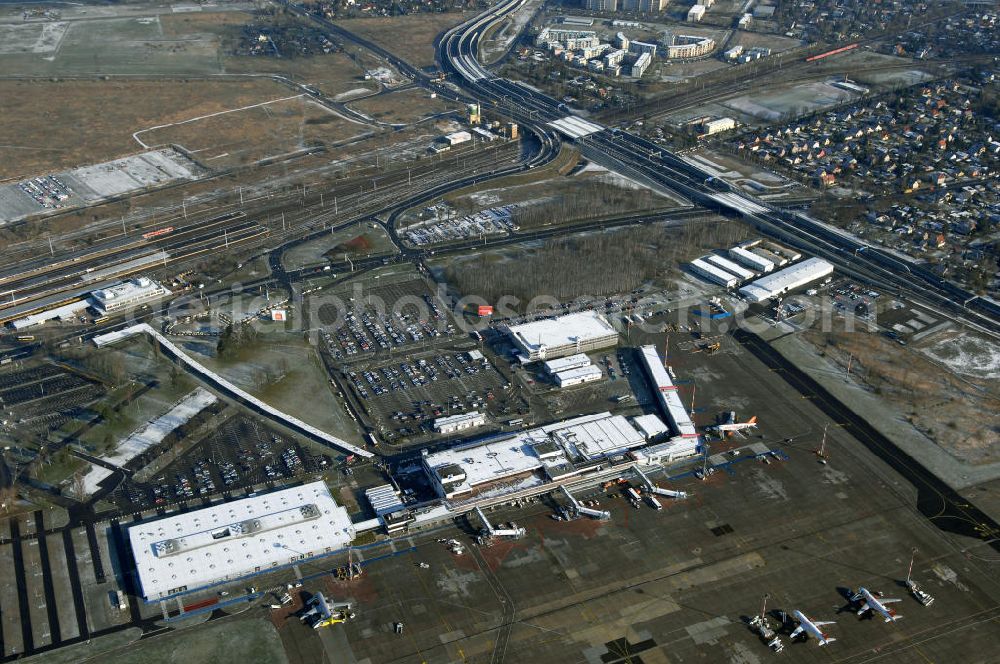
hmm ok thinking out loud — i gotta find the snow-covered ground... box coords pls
[78,465,114,497]
[920,334,1000,380]
[101,387,217,468]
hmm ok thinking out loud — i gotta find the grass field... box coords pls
[0,15,221,77]
[435,163,682,231]
[224,51,379,98]
[282,221,398,270]
[158,8,250,38]
[137,94,370,169]
[346,87,462,125]
[0,8,383,178]
[333,12,472,68]
[0,78,329,179]
[160,10,381,95]
[193,335,364,446]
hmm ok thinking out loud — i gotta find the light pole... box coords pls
[817,423,829,459]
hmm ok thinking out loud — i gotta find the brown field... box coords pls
[223,52,379,98]
[803,327,1000,465]
[163,11,381,95]
[159,9,251,37]
[0,78,316,180]
[333,12,472,68]
[138,95,370,169]
[347,87,462,124]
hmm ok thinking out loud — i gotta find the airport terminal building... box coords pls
[421,411,650,500]
[128,481,355,601]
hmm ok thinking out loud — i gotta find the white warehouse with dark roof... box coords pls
[128,481,355,601]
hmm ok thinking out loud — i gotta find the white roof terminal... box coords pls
[129,481,354,601]
[638,345,698,438]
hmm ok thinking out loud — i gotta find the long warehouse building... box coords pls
[750,246,787,267]
[128,481,356,601]
[689,258,738,288]
[704,254,755,281]
[739,257,834,302]
[729,246,774,273]
[638,345,698,438]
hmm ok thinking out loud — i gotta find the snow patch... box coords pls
[101,388,216,468]
[78,465,114,497]
[919,334,1000,380]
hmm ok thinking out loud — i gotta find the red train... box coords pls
[805,43,859,62]
[142,226,174,240]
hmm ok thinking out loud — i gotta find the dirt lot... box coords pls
[0,78,325,180]
[333,12,472,68]
[346,87,462,125]
[729,30,806,53]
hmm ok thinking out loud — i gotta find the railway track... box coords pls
[0,142,525,322]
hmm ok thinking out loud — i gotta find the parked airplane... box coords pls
[852,587,903,622]
[707,412,759,437]
[299,592,354,629]
[789,610,837,646]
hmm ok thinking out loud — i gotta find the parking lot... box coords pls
[316,278,458,362]
[828,278,881,319]
[110,415,332,511]
[399,203,519,246]
[16,174,73,209]
[0,363,105,438]
[346,350,521,445]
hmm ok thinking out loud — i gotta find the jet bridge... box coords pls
[475,506,526,540]
[634,466,688,500]
[560,486,611,520]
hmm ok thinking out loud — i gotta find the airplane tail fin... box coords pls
[748,415,758,424]
[820,637,837,646]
